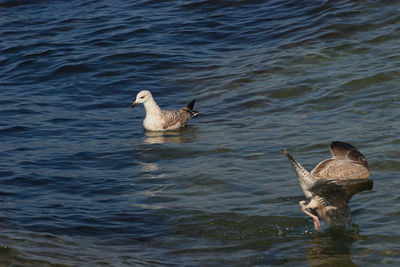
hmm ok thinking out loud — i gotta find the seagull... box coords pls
[131,90,198,131]
[284,141,373,232]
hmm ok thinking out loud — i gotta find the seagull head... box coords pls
[131,90,152,108]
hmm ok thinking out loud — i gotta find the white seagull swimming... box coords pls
[131,90,198,131]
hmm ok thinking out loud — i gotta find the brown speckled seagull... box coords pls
[284,141,373,232]
[131,90,198,131]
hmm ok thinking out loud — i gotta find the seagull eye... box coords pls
[140,96,145,99]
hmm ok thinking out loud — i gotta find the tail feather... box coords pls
[284,149,314,198]
[184,99,198,117]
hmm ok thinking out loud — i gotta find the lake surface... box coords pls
[1,0,399,266]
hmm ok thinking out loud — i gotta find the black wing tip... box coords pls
[186,99,195,110]
[365,179,374,191]
[331,141,368,167]
[185,100,198,117]
[330,141,357,151]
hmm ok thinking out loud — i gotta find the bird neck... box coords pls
[143,98,162,116]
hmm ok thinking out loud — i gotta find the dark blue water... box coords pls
[1,0,399,266]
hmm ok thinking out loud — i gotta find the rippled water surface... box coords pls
[1,0,400,266]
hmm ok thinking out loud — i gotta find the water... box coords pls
[1,0,399,265]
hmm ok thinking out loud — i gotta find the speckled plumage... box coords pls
[284,141,373,232]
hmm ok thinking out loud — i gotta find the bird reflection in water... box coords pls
[140,162,160,173]
[304,230,365,267]
[143,126,197,144]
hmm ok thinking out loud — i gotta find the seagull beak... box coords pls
[131,102,138,109]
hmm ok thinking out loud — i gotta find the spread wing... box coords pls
[309,178,373,206]
[330,141,369,169]
[312,141,370,179]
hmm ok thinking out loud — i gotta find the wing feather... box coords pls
[309,178,373,206]
[330,141,369,168]
[161,109,191,130]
